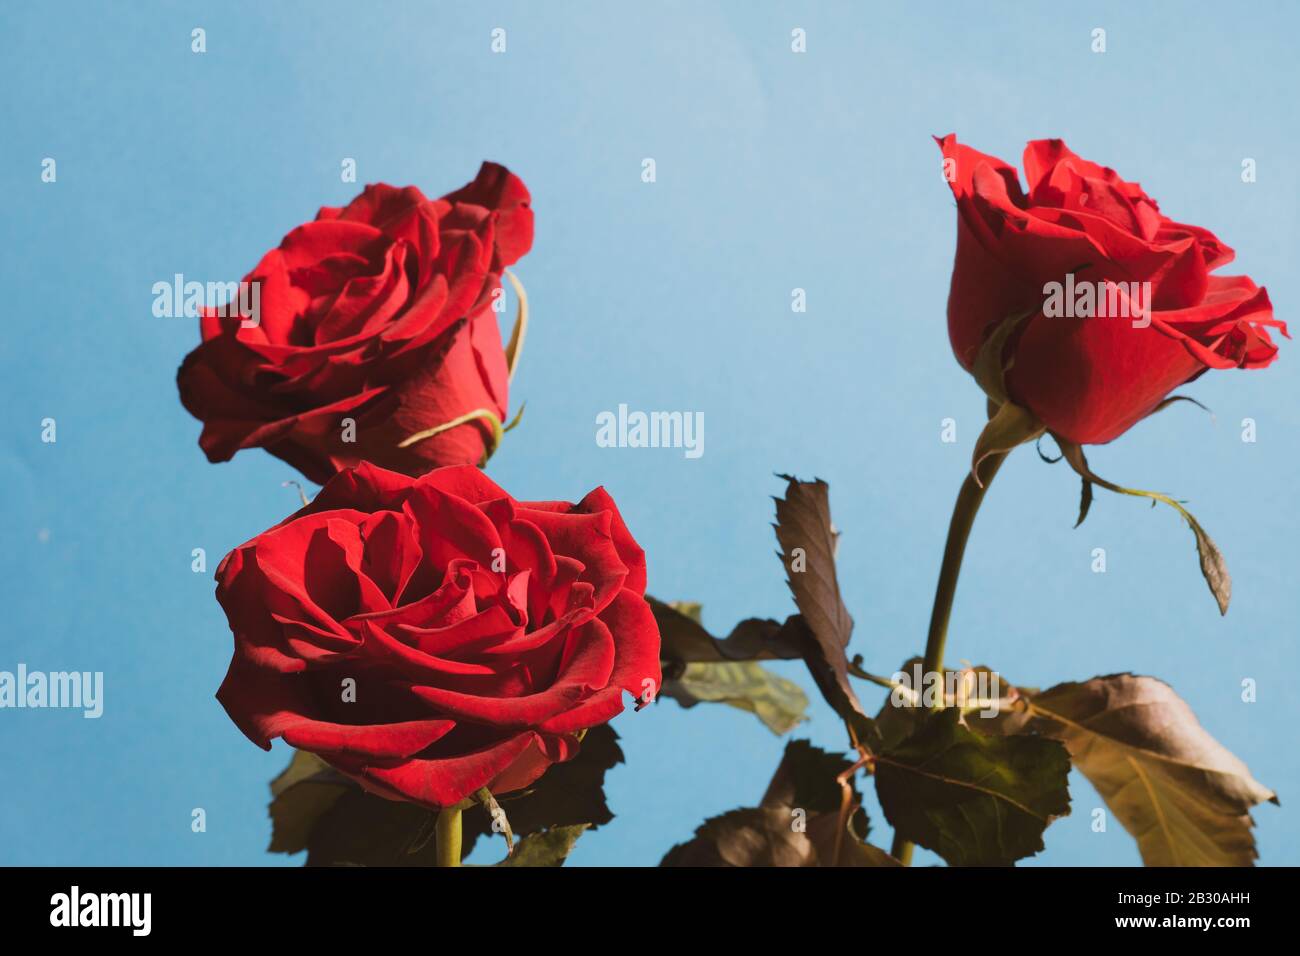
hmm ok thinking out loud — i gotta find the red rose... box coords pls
[214,463,661,809]
[938,135,1285,444]
[178,163,533,484]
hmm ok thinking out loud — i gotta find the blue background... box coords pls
[2,1,1296,867]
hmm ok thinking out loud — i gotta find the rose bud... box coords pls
[177,163,533,484]
[213,463,662,809]
[937,134,1284,445]
[937,135,1287,614]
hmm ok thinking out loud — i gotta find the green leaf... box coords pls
[649,596,804,663]
[663,660,808,734]
[835,837,904,867]
[661,807,821,866]
[661,740,897,867]
[761,738,859,813]
[1057,438,1231,615]
[875,707,1071,866]
[462,723,624,856]
[1013,674,1276,866]
[873,657,1025,749]
[497,825,589,867]
[772,477,872,741]
[652,599,810,734]
[279,725,622,866]
[660,797,896,869]
[302,788,435,867]
[267,750,351,854]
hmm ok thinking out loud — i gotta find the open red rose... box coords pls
[178,163,532,484]
[214,463,661,809]
[938,135,1285,444]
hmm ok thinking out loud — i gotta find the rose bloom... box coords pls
[178,163,532,484]
[938,135,1285,444]
[213,463,661,808]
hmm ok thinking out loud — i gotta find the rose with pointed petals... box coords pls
[938,135,1286,444]
[177,163,533,484]
[214,463,660,809]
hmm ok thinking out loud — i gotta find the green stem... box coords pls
[890,451,1008,865]
[435,806,463,867]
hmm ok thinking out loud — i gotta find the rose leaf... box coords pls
[874,707,1071,866]
[772,476,873,741]
[1010,674,1276,866]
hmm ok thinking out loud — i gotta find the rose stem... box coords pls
[434,806,464,867]
[890,450,1008,865]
